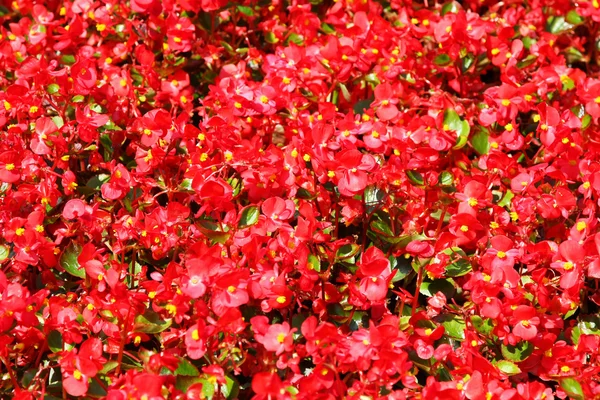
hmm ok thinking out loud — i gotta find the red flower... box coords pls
[372,83,399,121]
[511,306,539,341]
[184,321,207,360]
[332,149,377,197]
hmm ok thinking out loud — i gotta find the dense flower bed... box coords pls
[2,0,600,398]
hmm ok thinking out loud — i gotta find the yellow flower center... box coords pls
[73,370,82,380]
[277,333,286,343]
[5,163,15,171]
[460,225,469,232]
[192,329,200,341]
[563,261,574,270]
[497,251,506,259]
[15,227,24,236]
[276,296,287,304]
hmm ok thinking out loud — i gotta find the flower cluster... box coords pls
[1,0,600,399]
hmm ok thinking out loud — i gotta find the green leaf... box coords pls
[438,171,454,187]
[579,315,600,335]
[470,315,495,335]
[441,1,460,15]
[444,109,470,150]
[236,5,254,16]
[501,341,534,362]
[496,360,521,375]
[566,10,585,25]
[497,190,514,207]
[265,31,279,44]
[88,376,108,397]
[0,244,9,261]
[445,259,472,277]
[59,242,85,278]
[546,16,573,34]
[338,83,351,102]
[176,377,214,396]
[238,206,259,229]
[222,376,240,399]
[391,256,412,281]
[461,53,475,73]
[353,98,373,115]
[175,358,200,376]
[72,95,85,103]
[406,170,424,186]
[336,244,360,260]
[47,84,60,94]
[321,22,335,34]
[307,254,321,272]
[582,114,592,130]
[134,310,172,334]
[420,279,456,298]
[47,330,63,353]
[370,219,394,237]
[471,128,490,155]
[51,116,64,129]
[434,54,451,66]
[61,54,76,64]
[435,314,466,340]
[560,378,584,400]
[198,220,230,244]
[571,326,581,345]
[99,361,119,374]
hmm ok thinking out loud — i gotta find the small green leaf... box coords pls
[51,116,64,129]
[434,54,451,66]
[321,22,335,34]
[566,10,585,25]
[99,361,119,374]
[444,109,471,150]
[307,254,321,272]
[582,114,592,130]
[336,244,360,260]
[438,171,454,187]
[0,244,9,261]
[47,84,60,94]
[222,376,240,399]
[445,259,472,277]
[47,330,63,353]
[501,341,534,362]
[72,95,85,103]
[441,1,460,15]
[436,314,466,340]
[338,83,352,102]
[238,206,259,229]
[265,31,279,44]
[579,315,600,335]
[471,315,495,335]
[406,170,424,186]
[497,190,514,207]
[471,128,490,155]
[420,279,456,298]
[175,358,200,376]
[496,360,521,375]
[353,98,373,115]
[546,16,573,34]
[59,242,85,278]
[134,310,172,334]
[236,5,254,16]
[560,378,584,400]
